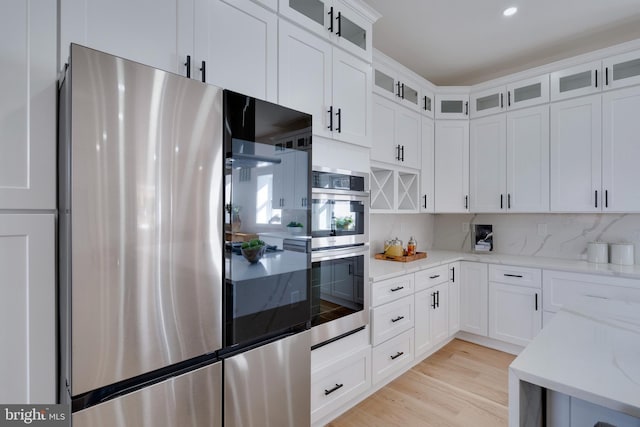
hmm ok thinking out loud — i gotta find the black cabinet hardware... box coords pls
[605,190,608,208]
[390,286,404,292]
[465,195,469,209]
[431,292,436,309]
[508,91,511,107]
[424,96,428,111]
[465,101,469,116]
[451,267,455,283]
[595,69,598,88]
[335,108,341,133]
[185,55,191,78]
[200,61,206,83]
[501,194,504,209]
[336,11,342,36]
[328,7,334,32]
[501,93,504,108]
[391,315,404,323]
[348,263,352,275]
[508,193,511,209]
[435,290,440,308]
[504,273,523,278]
[605,67,609,86]
[429,275,440,279]
[423,194,427,209]
[324,383,343,395]
[395,144,401,161]
[327,106,333,131]
[535,293,539,311]
[400,145,405,161]
[401,83,405,99]
[390,351,404,360]
[396,82,401,98]
[595,190,598,208]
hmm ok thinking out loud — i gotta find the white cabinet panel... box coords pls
[434,120,469,212]
[371,95,420,168]
[506,105,549,212]
[414,289,432,357]
[0,214,55,403]
[488,282,541,347]
[459,262,488,336]
[372,329,414,385]
[506,74,549,110]
[60,0,192,75]
[489,265,541,288]
[550,94,602,212]
[470,86,505,118]
[0,0,56,209]
[420,117,435,212]
[371,274,414,307]
[550,61,601,102]
[371,295,414,346]
[602,86,640,212]
[435,94,469,119]
[414,264,449,292]
[196,0,277,101]
[430,283,449,344]
[603,48,640,90]
[469,114,507,212]
[448,262,461,335]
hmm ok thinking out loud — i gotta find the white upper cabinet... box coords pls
[373,56,423,112]
[550,94,602,212]
[195,0,277,102]
[602,85,640,212]
[435,94,469,120]
[420,86,435,119]
[505,74,549,110]
[371,95,420,169]
[278,0,376,61]
[506,105,549,212]
[1,0,56,210]
[60,0,193,75]
[279,20,371,147]
[469,115,507,212]
[472,75,549,118]
[550,61,602,102]
[470,105,549,213]
[434,120,469,212]
[420,117,435,212]
[603,49,640,90]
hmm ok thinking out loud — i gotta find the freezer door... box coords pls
[224,331,311,427]
[66,44,223,395]
[73,361,221,427]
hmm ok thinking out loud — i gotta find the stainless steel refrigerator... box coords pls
[59,44,311,426]
[58,44,224,426]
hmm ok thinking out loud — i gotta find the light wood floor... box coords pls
[328,339,516,427]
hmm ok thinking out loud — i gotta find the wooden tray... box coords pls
[374,252,427,262]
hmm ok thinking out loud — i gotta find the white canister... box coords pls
[587,242,609,264]
[610,243,635,265]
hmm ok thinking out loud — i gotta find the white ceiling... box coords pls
[361,0,640,86]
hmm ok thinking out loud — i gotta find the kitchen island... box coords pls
[509,297,640,426]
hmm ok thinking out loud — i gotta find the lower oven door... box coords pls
[310,245,369,347]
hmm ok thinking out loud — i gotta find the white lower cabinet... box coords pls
[459,262,488,336]
[488,265,542,347]
[448,262,461,335]
[311,329,371,425]
[371,294,414,346]
[0,214,55,403]
[372,329,414,385]
[414,266,451,357]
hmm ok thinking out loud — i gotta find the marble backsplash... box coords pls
[370,214,435,255]
[432,213,640,264]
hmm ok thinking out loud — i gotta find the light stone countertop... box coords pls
[510,297,640,419]
[370,250,640,282]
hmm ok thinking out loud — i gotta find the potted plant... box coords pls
[240,239,266,264]
[334,216,354,230]
[286,221,304,234]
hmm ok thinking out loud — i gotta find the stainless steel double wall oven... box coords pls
[310,167,370,347]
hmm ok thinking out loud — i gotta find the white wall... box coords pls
[433,213,640,264]
[370,213,435,254]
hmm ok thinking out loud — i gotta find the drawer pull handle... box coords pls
[390,286,404,292]
[324,383,344,395]
[391,315,405,323]
[504,274,523,278]
[390,351,404,360]
[429,274,440,279]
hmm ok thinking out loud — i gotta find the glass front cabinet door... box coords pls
[603,49,640,90]
[435,94,469,120]
[550,61,601,102]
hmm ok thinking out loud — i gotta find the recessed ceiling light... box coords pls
[503,6,518,16]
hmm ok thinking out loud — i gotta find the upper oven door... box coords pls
[311,192,369,249]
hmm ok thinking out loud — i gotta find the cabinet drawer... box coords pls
[371,295,414,346]
[543,270,640,313]
[372,329,414,385]
[311,345,371,422]
[371,274,414,307]
[489,264,541,288]
[414,265,449,292]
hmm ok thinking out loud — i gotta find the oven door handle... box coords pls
[312,244,370,262]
